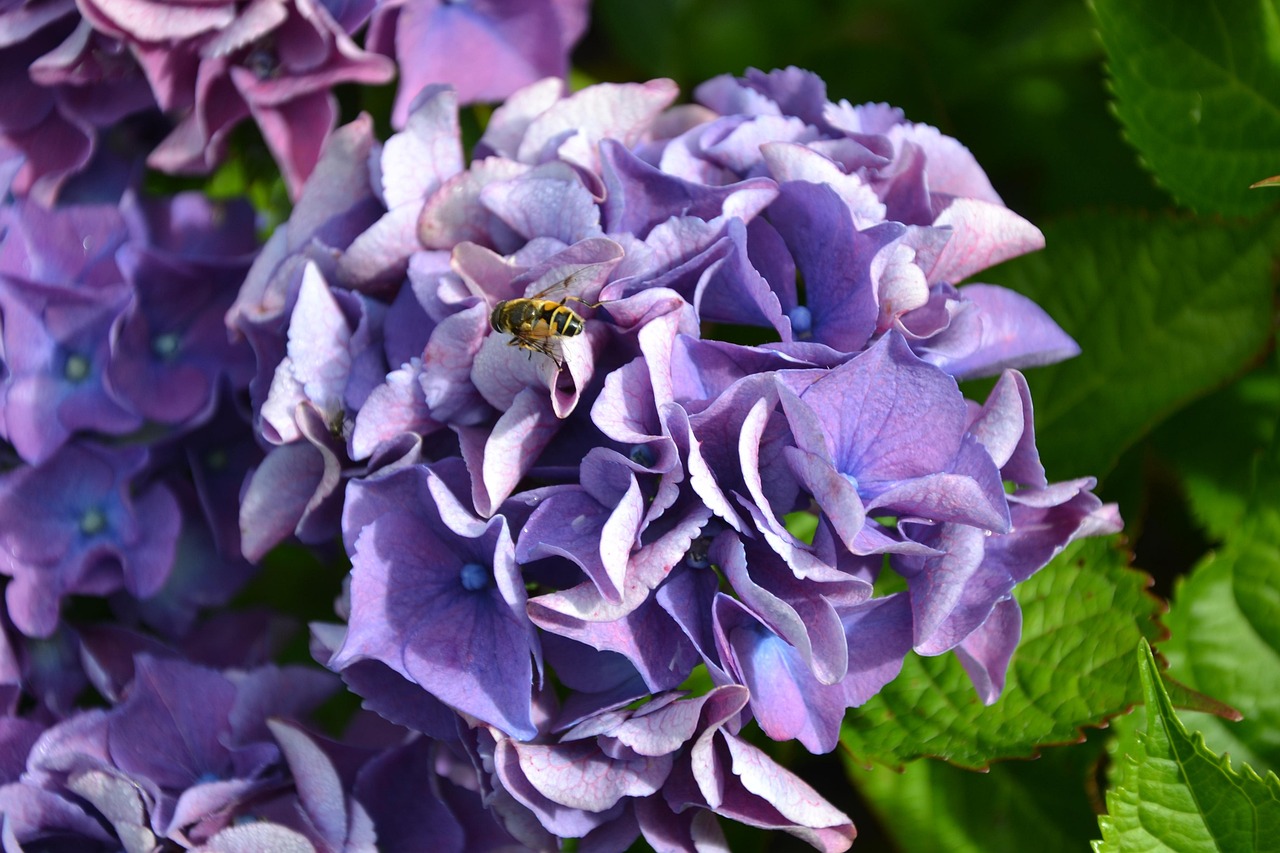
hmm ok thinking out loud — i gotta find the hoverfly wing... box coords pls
[528,270,582,301]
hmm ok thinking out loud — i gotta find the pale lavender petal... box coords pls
[887,122,1002,204]
[759,141,884,226]
[382,83,463,208]
[954,597,1021,704]
[478,77,564,159]
[928,199,1044,284]
[350,359,440,461]
[919,283,1080,380]
[516,79,680,174]
[480,161,601,244]
[965,369,1046,487]
[418,157,530,250]
[238,440,325,562]
[719,733,855,852]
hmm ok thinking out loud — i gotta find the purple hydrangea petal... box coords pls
[456,386,560,516]
[897,522,1015,656]
[238,438,327,563]
[65,767,157,852]
[192,822,317,853]
[521,484,633,603]
[106,242,255,427]
[384,0,587,121]
[740,66,832,128]
[767,181,887,351]
[335,201,426,290]
[759,141,884,226]
[954,597,1022,704]
[479,160,602,245]
[600,137,779,238]
[78,0,234,42]
[527,577,699,693]
[350,359,441,460]
[238,89,341,203]
[635,794,727,851]
[336,87,465,289]
[381,84,464,209]
[0,718,43,783]
[501,737,670,817]
[420,301,492,424]
[418,157,530,250]
[715,733,855,851]
[661,683,855,849]
[352,738,466,853]
[654,561,726,683]
[965,368,1047,488]
[260,262,352,445]
[916,283,1081,380]
[265,720,349,851]
[476,76,565,159]
[0,442,180,637]
[106,655,237,788]
[928,198,1044,283]
[516,79,680,175]
[227,666,338,746]
[23,706,112,786]
[312,623,461,741]
[711,594,846,753]
[861,434,1011,534]
[714,532,869,685]
[0,781,118,849]
[78,623,178,704]
[334,465,539,739]
[702,114,815,176]
[490,738,625,838]
[999,479,1122,583]
[801,332,966,478]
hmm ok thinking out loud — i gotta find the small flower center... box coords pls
[64,353,90,382]
[684,537,711,569]
[788,305,813,338]
[152,332,181,361]
[242,44,278,79]
[460,562,489,591]
[80,507,107,537]
[628,444,656,468]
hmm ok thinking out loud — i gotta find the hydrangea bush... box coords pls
[3,1,1272,851]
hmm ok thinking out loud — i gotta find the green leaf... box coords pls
[839,537,1162,768]
[1114,409,1280,785]
[1090,0,1280,216]
[989,210,1277,481]
[1094,641,1280,852]
[848,734,1106,853]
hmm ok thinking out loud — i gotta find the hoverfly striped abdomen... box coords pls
[489,275,603,367]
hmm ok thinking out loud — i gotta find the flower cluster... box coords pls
[0,645,531,851]
[0,0,588,202]
[0,190,262,656]
[224,67,1121,849]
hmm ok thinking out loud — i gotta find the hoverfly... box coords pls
[489,276,605,368]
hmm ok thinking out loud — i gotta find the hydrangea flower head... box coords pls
[220,65,1120,849]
